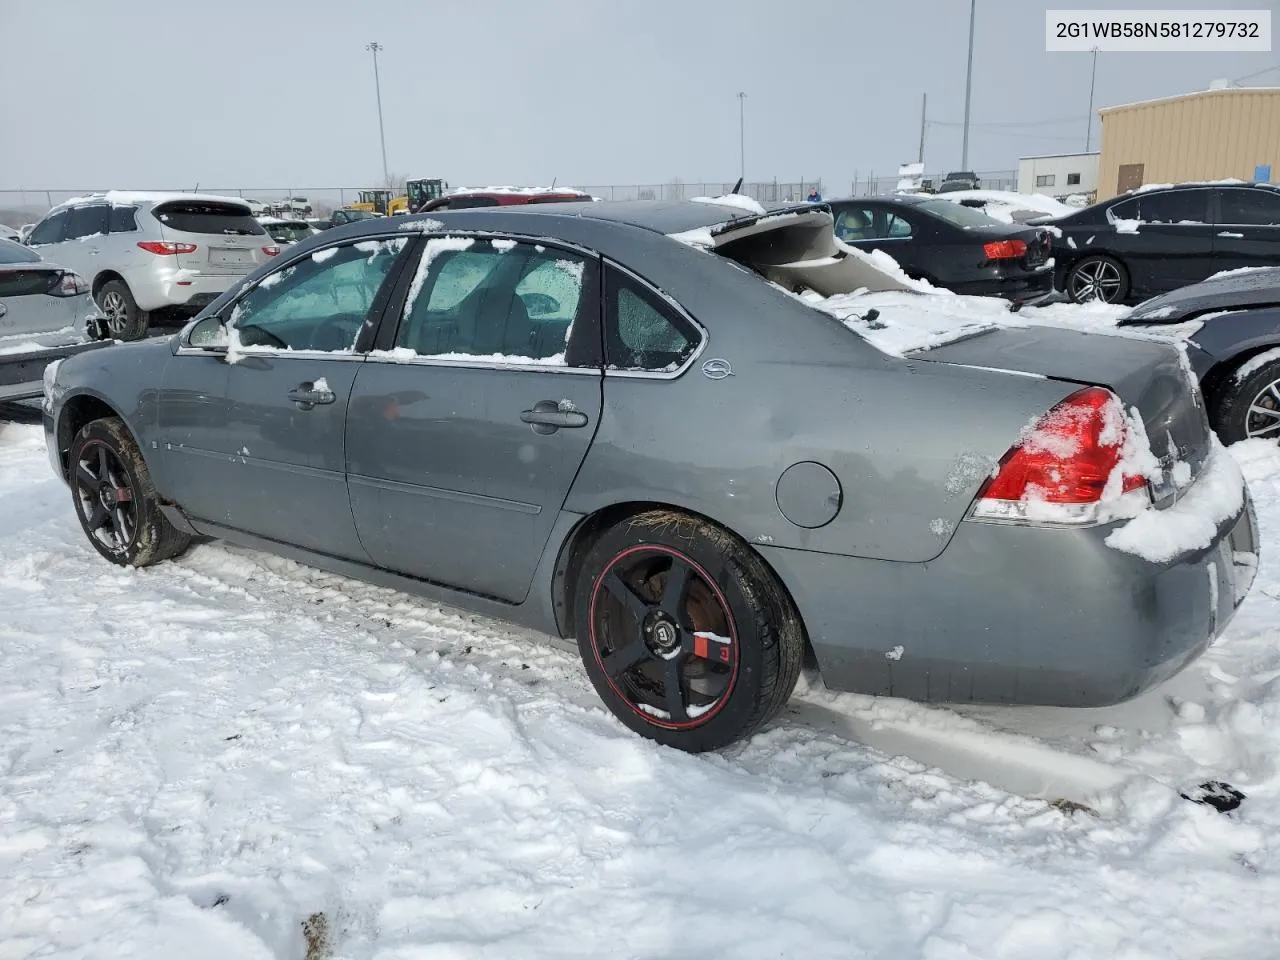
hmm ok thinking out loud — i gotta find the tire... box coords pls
[1211,356,1280,445]
[573,510,804,752]
[1065,255,1129,304]
[68,417,192,567]
[96,279,149,341]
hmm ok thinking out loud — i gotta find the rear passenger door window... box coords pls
[603,266,699,372]
[1217,188,1280,226]
[63,205,111,241]
[393,238,598,366]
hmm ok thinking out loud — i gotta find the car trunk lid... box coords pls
[152,199,271,276]
[909,325,1214,507]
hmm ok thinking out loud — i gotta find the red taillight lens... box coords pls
[52,271,91,297]
[982,239,1028,260]
[137,241,197,255]
[262,245,281,257]
[974,386,1151,523]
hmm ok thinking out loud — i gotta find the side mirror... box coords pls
[188,315,230,352]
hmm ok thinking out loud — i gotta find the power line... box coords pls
[928,117,1088,129]
[1233,63,1280,83]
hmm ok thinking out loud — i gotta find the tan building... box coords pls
[1096,86,1280,200]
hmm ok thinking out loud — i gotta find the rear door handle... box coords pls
[288,383,336,410]
[521,399,589,434]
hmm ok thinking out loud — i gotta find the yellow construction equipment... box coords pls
[388,178,447,215]
[350,189,394,214]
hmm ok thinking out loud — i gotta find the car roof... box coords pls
[50,190,252,212]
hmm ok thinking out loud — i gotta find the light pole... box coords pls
[737,92,747,182]
[960,0,976,170]
[366,42,389,186]
[1085,47,1099,152]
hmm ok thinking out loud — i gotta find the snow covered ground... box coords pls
[4,416,1280,956]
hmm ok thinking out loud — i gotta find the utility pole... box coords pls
[737,92,747,182]
[1085,47,1099,152]
[917,92,928,164]
[961,0,976,169]
[366,42,389,186]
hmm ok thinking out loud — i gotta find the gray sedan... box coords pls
[41,201,1259,751]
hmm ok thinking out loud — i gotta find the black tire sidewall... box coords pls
[69,420,163,566]
[573,516,774,752]
[98,280,148,341]
[1214,357,1280,444]
[1068,255,1129,304]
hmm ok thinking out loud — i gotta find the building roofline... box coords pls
[1018,152,1100,160]
[1100,86,1280,114]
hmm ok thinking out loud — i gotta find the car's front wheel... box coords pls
[573,510,804,752]
[1212,356,1280,444]
[96,279,149,341]
[1066,255,1129,304]
[69,417,192,566]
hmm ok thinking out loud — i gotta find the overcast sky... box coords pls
[2,0,1276,193]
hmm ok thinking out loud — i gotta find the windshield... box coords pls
[0,237,40,263]
[915,199,1003,228]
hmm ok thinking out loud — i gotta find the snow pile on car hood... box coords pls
[933,190,1075,223]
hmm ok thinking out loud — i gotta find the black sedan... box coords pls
[1048,182,1280,305]
[1120,265,1280,444]
[827,195,1055,302]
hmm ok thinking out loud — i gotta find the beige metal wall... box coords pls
[1096,89,1280,200]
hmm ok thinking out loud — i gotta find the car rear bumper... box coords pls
[761,481,1258,708]
[0,339,113,402]
[949,269,1054,301]
[127,268,243,312]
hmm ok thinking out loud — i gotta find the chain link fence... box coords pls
[851,169,1018,196]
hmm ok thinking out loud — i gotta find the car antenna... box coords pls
[551,177,558,188]
[731,177,744,195]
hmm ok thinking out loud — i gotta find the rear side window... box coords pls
[153,200,265,236]
[64,205,110,241]
[1218,188,1280,226]
[109,206,139,233]
[604,267,699,372]
[0,238,40,264]
[0,269,58,297]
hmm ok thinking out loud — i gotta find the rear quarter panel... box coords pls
[563,234,1080,563]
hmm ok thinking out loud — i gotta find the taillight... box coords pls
[137,241,197,255]
[262,245,281,257]
[982,239,1028,260]
[51,271,91,297]
[972,386,1152,525]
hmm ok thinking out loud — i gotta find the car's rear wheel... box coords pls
[1212,357,1280,445]
[1066,255,1129,304]
[69,417,192,566]
[97,279,149,341]
[573,510,804,752]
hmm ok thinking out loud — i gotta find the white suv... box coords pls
[24,192,281,340]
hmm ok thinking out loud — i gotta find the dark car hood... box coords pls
[1121,267,1280,325]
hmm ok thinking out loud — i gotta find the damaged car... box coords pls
[42,200,1258,751]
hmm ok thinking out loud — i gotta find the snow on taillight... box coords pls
[262,245,281,257]
[137,241,197,255]
[972,386,1159,526]
[982,239,1027,260]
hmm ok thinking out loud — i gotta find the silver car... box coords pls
[41,201,1259,752]
[0,238,109,402]
[24,192,280,341]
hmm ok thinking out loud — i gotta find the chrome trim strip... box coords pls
[347,472,541,514]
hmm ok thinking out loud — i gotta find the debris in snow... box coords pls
[691,194,767,215]
[885,645,904,661]
[1105,437,1246,563]
[1180,780,1246,813]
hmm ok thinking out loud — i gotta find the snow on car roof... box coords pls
[931,190,1075,221]
[447,185,592,197]
[53,190,252,210]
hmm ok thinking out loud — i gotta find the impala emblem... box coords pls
[702,358,733,380]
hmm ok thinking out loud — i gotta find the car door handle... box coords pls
[521,400,589,434]
[288,384,336,410]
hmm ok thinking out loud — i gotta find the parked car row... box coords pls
[36,198,1258,751]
